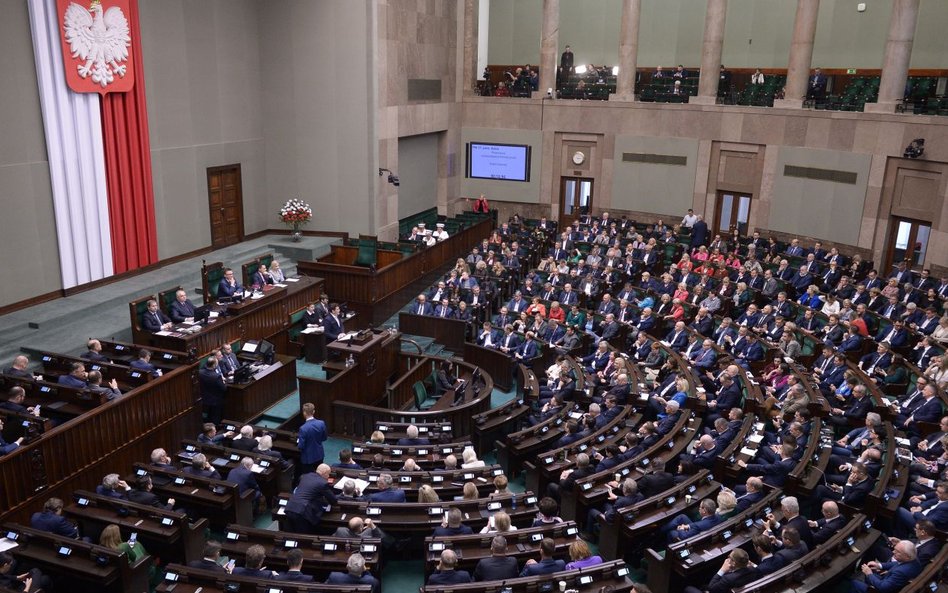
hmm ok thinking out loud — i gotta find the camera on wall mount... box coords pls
[379,168,399,187]
[903,139,925,159]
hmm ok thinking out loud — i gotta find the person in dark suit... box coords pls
[168,289,197,322]
[683,548,757,593]
[368,474,407,503]
[396,425,429,446]
[520,538,566,577]
[750,535,785,577]
[81,339,110,363]
[811,462,873,508]
[187,541,230,573]
[807,501,847,546]
[739,443,795,488]
[0,418,24,455]
[86,370,121,400]
[286,464,337,534]
[322,303,345,342]
[218,343,240,377]
[432,507,473,536]
[217,268,243,298]
[142,299,172,332]
[326,553,380,593]
[232,544,274,579]
[637,459,676,498]
[807,68,827,100]
[297,402,328,474]
[30,498,79,538]
[130,349,161,377]
[251,264,273,288]
[895,481,948,536]
[183,453,222,480]
[473,535,519,581]
[277,548,314,582]
[690,216,708,249]
[57,361,88,389]
[302,302,322,328]
[850,540,923,593]
[127,475,174,510]
[199,357,227,424]
[228,457,263,511]
[428,549,473,585]
[3,355,35,381]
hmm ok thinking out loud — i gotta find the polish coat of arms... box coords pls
[58,0,134,94]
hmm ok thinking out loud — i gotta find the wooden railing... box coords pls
[0,363,199,524]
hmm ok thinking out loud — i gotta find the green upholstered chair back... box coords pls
[355,235,378,267]
[288,307,307,342]
[413,381,431,410]
[202,261,225,305]
[242,258,260,287]
[158,286,183,315]
[130,294,157,331]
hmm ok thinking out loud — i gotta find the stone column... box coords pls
[612,0,642,101]
[692,0,727,105]
[462,0,479,96]
[865,0,920,113]
[773,0,820,109]
[538,0,559,97]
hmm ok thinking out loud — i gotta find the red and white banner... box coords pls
[28,0,157,288]
[57,0,134,94]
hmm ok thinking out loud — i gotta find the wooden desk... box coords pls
[463,342,514,392]
[398,312,469,352]
[65,489,207,565]
[130,462,253,528]
[132,276,321,357]
[158,564,372,593]
[297,216,492,324]
[223,354,297,423]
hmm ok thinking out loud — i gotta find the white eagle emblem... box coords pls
[63,0,131,88]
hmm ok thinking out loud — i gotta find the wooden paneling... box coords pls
[0,366,200,524]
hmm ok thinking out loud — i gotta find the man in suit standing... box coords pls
[168,289,197,322]
[199,357,227,424]
[807,68,827,100]
[690,215,708,249]
[473,536,519,581]
[285,463,336,534]
[321,303,345,342]
[142,299,172,332]
[297,403,327,475]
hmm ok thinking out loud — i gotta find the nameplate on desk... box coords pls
[155,331,173,336]
[274,283,288,288]
[740,447,757,457]
[284,278,300,282]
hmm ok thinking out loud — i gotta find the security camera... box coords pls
[903,138,925,159]
[379,167,400,187]
[547,87,553,98]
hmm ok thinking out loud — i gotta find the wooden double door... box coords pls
[207,164,244,248]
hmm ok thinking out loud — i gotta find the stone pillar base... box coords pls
[772,98,805,109]
[688,95,718,106]
[863,101,901,114]
[609,93,636,102]
[531,91,554,100]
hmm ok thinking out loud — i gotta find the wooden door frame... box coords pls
[559,176,594,229]
[713,190,752,236]
[207,164,245,248]
[883,216,931,273]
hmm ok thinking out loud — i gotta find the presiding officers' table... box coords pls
[131,276,321,357]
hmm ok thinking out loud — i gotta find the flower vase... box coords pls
[291,222,302,242]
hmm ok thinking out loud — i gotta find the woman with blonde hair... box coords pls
[100,524,156,584]
[461,447,485,469]
[565,539,603,570]
[418,484,440,503]
[268,260,285,283]
[368,430,385,444]
[480,510,517,533]
[462,481,479,500]
[716,490,738,518]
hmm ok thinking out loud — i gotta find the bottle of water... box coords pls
[511,493,517,510]
[346,354,354,368]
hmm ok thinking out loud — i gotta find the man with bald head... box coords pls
[4,355,35,381]
[808,501,847,545]
[851,540,922,593]
[332,516,385,540]
[285,463,336,534]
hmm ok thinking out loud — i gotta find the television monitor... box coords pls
[466,142,531,182]
[258,340,275,364]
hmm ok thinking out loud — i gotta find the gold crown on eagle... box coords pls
[89,0,101,7]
